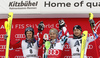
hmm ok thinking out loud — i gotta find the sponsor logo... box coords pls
[43,33,49,40]
[64,56,71,58]
[64,56,93,58]
[48,49,59,55]
[88,45,93,49]
[64,44,70,49]
[14,56,24,58]
[9,1,38,9]
[44,1,71,7]
[0,34,5,41]
[14,56,41,58]
[0,45,6,49]
[15,34,25,38]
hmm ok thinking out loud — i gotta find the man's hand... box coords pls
[38,21,44,32]
[4,34,8,40]
[89,19,95,27]
[58,19,65,30]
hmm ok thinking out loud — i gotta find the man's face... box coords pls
[50,32,57,40]
[26,31,33,39]
[73,29,81,37]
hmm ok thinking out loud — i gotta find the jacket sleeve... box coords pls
[36,32,43,47]
[9,40,22,49]
[87,31,98,43]
[59,27,69,45]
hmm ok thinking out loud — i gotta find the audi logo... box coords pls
[15,34,25,38]
[14,56,24,58]
[48,49,59,55]
[0,45,6,49]
[64,56,71,58]
[64,56,93,58]
[14,56,41,58]
[64,44,71,49]
[88,45,93,49]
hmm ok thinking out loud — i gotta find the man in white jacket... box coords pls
[58,14,98,58]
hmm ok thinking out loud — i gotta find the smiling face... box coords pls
[26,31,33,39]
[50,32,57,40]
[73,29,81,37]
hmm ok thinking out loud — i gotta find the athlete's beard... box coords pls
[73,34,82,39]
[51,39,57,44]
[26,38,34,43]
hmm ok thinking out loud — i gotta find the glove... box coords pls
[89,19,95,27]
[89,13,95,27]
[58,19,65,30]
[4,34,8,40]
[38,21,44,32]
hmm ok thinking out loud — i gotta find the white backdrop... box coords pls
[0,0,100,14]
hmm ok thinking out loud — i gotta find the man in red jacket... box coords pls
[4,22,44,58]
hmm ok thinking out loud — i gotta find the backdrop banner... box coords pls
[0,18,100,58]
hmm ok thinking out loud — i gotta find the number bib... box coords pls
[72,47,81,56]
[23,48,38,58]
